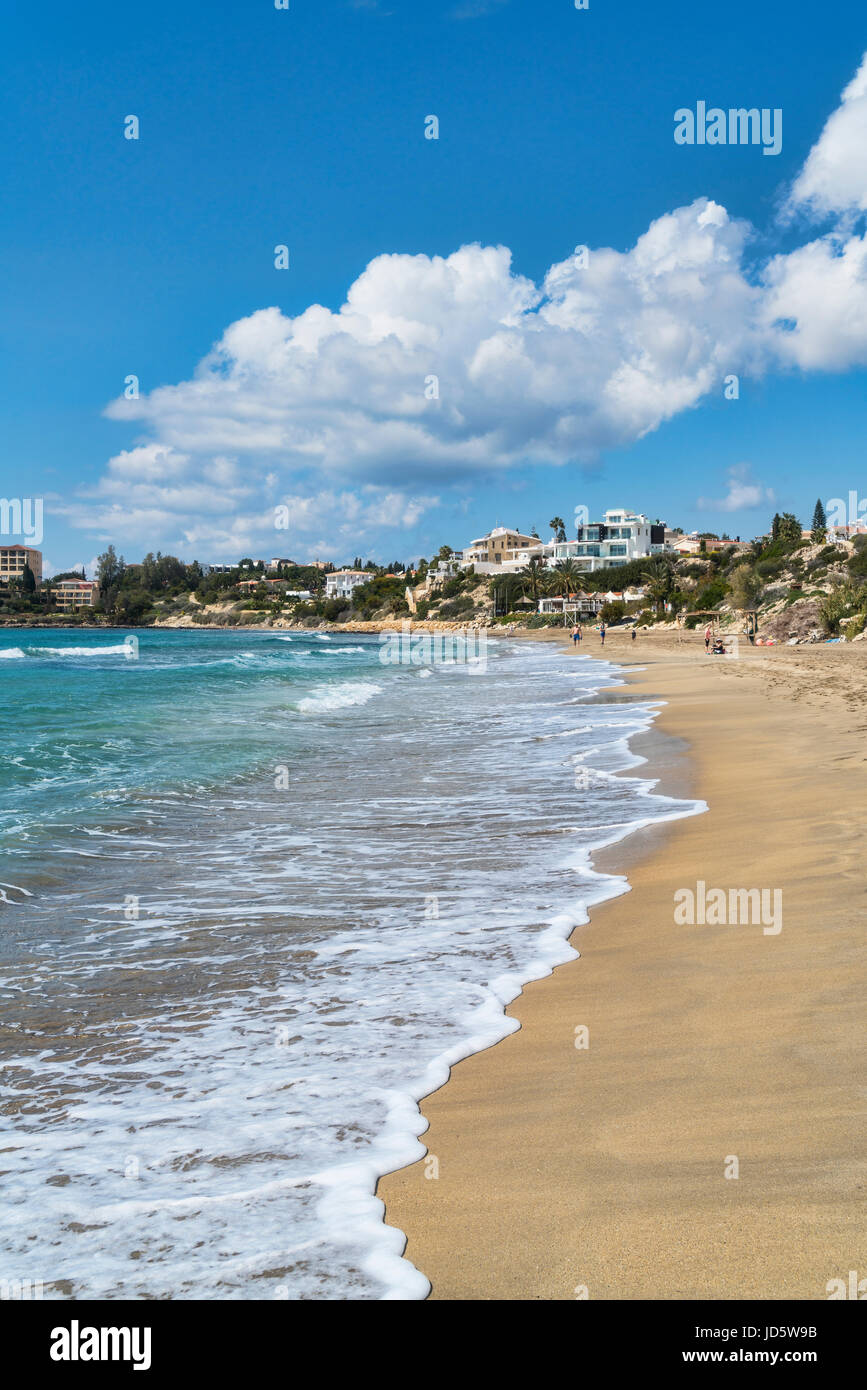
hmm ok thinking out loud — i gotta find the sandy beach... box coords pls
[379,631,866,1300]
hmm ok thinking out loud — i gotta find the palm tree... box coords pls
[551,559,582,595]
[641,558,676,616]
[520,556,549,603]
[549,515,567,541]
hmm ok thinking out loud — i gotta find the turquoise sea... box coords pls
[0,627,701,1299]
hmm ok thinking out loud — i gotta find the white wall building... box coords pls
[325,569,370,600]
[544,510,666,572]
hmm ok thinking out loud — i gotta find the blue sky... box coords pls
[3,0,867,572]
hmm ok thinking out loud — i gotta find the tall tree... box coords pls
[641,558,676,615]
[811,498,827,544]
[20,563,36,595]
[96,545,124,595]
[777,512,802,548]
[728,563,760,610]
[549,515,567,541]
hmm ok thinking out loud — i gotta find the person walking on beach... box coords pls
[705,623,712,654]
[571,625,580,646]
[599,622,606,646]
[631,626,636,642]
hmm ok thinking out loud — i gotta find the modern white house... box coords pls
[325,569,370,600]
[543,510,667,572]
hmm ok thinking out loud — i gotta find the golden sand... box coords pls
[378,632,866,1300]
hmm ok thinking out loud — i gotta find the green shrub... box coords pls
[693,577,728,609]
[755,557,786,581]
[810,545,844,568]
[440,574,468,599]
[847,547,867,578]
[437,596,475,619]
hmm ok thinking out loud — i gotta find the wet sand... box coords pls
[379,632,867,1299]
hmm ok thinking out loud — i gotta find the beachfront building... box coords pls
[538,592,603,618]
[325,569,370,600]
[54,579,98,609]
[0,544,42,587]
[267,557,296,571]
[461,528,543,574]
[543,510,665,573]
[601,586,648,604]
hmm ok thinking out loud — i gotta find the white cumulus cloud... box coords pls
[62,50,867,556]
[697,465,775,513]
[787,54,867,219]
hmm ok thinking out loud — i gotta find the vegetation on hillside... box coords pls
[4,510,865,641]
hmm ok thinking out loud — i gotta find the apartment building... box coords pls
[0,544,42,586]
[54,579,98,609]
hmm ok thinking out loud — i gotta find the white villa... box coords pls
[325,569,370,600]
[545,510,667,572]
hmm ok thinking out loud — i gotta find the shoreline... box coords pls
[378,631,866,1300]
